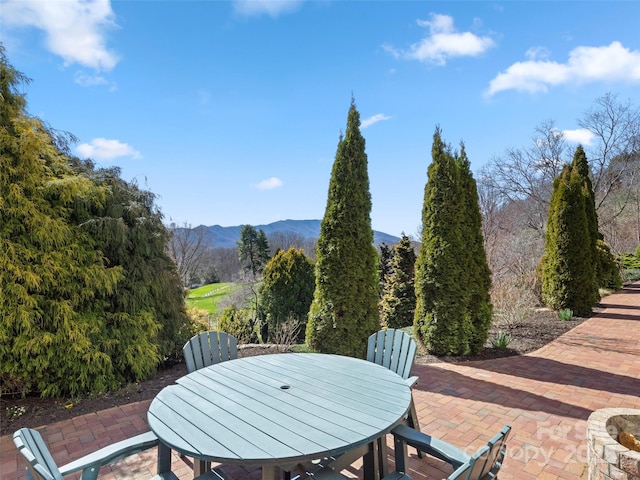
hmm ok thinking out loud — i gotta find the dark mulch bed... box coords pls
[1,310,587,436]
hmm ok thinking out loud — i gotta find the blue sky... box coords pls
[2,1,639,237]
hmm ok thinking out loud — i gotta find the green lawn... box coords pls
[186,283,238,314]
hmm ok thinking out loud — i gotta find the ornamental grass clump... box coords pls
[491,330,513,349]
[558,308,573,321]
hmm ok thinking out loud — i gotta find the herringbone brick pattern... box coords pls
[2,284,639,480]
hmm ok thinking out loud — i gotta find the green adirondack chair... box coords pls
[13,427,224,480]
[367,328,422,457]
[183,330,238,373]
[309,444,492,480]
[392,423,512,479]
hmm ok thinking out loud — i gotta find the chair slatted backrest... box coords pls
[367,329,417,380]
[13,428,62,480]
[183,331,238,373]
[449,445,491,480]
[478,425,511,478]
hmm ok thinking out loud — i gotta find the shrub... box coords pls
[218,306,257,344]
[596,240,622,290]
[270,316,304,352]
[180,307,213,342]
[491,280,537,329]
[624,269,640,282]
[260,248,314,343]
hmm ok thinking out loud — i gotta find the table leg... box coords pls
[194,459,209,477]
[362,441,381,480]
[377,435,389,479]
[262,464,283,480]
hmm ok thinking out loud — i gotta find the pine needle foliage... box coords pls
[238,225,270,279]
[306,99,379,357]
[414,128,492,355]
[379,234,416,329]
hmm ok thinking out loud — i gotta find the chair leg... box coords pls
[158,442,173,474]
[406,398,423,459]
[393,432,408,474]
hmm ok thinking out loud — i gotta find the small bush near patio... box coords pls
[218,305,257,343]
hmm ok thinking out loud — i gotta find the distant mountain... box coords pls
[188,220,401,249]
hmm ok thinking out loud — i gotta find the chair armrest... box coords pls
[59,431,159,479]
[391,424,469,469]
[406,376,418,388]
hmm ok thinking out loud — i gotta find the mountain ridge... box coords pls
[187,219,401,249]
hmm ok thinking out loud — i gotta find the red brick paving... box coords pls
[2,284,639,480]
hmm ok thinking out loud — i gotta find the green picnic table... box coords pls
[147,353,412,480]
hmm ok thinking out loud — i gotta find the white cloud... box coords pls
[486,42,640,96]
[73,71,116,91]
[253,177,283,190]
[384,13,495,65]
[563,128,595,146]
[76,138,141,160]
[525,46,550,61]
[2,0,119,71]
[361,114,391,129]
[233,0,302,18]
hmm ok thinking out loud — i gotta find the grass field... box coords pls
[186,283,238,314]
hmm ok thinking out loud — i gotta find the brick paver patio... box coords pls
[2,284,639,480]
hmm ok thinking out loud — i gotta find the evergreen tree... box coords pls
[0,49,124,396]
[571,145,621,291]
[457,144,493,353]
[260,247,315,342]
[0,49,188,396]
[73,161,188,365]
[571,145,600,302]
[379,234,416,329]
[238,225,270,279]
[377,243,393,297]
[541,165,595,316]
[306,99,379,357]
[414,128,472,355]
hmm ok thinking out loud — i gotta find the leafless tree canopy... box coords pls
[480,119,569,235]
[167,222,210,287]
[480,93,640,250]
[579,92,640,211]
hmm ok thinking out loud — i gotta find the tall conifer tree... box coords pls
[306,99,379,357]
[414,128,472,355]
[541,165,595,316]
[379,234,416,329]
[571,145,620,291]
[457,144,493,353]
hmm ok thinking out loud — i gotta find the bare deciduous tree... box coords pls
[579,92,640,211]
[167,222,210,287]
[480,119,569,235]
